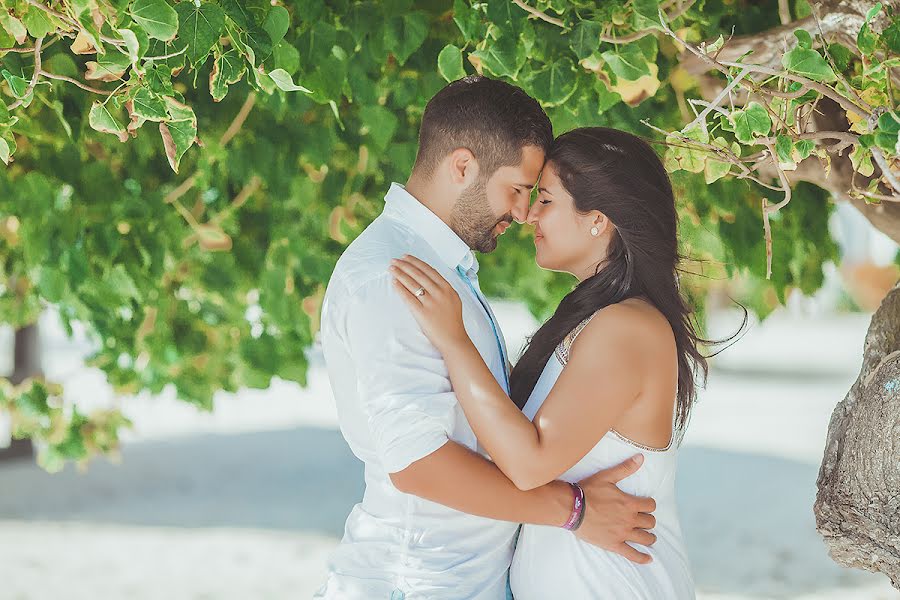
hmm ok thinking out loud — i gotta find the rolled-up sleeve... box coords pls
[344,273,458,474]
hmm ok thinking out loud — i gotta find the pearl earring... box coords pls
[590,226,599,237]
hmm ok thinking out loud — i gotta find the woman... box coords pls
[389,127,706,598]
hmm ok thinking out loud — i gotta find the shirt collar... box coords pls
[383,182,478,274]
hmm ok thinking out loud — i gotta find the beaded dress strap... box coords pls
[554,311,601,366]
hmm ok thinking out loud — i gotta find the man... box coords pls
[316,76,656,599]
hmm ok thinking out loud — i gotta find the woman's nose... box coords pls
[526,203,539,225]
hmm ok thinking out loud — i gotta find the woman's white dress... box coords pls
[509,313,696,599]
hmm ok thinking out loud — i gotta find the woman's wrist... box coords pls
[561,482,586,531]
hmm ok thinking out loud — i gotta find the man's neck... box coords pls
[405,175,454,229]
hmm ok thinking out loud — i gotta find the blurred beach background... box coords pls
[1,203,898,600]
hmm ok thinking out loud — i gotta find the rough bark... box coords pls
[815,282,900,589]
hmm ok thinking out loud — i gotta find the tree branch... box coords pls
[6,36,44,111]
[871,147,900,196]
[510,0,564,27]
[39,70,113,95]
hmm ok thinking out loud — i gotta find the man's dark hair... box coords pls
[412,75,553,180]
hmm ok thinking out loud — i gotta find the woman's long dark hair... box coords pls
[509,127,739,434]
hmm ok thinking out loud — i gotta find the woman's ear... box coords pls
[590,212,612,237]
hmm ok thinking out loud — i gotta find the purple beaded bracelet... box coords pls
[562,482,586,531]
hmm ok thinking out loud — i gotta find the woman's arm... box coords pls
[390,255,644,491]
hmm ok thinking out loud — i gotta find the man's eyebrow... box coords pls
[515,182,537,189]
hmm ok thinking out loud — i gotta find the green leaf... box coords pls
[471,33,526,79]
[174,2,226,64]
[452,0,484,43]
[384,12,428,66]
[857,22,877,56]
[731,101,771,143]
[569,21,601,61]
[131,87,169,120]
[528,58,577,107]
[874,131,898,153]
[437,44,466,82]
[2,70,30,98]
[486,0,526,35]
[262,6,290,46]
[159,119,196,172]
[85,53,131,81]
[793,29,812,49]
[883,21,900,53]
[131,0,179,41]
[795,139,814,160]
[0,13,27,45]
[827,43,853,71]
[865,2,883,22]
[601,45,651,81]
[0,137,10,165]
[88,101,129,142]
[245,24,274,61]
[146,63,174,94]
[359,105,398,150]
[118,28,144,65]
[632,0,662,31]
[704,155,731,183]
[268,68,312,92]
[22,7,55,39]
[877,111,900,134]
[775,135,793,163]
[209,49,245,101]
[782,47,836,82]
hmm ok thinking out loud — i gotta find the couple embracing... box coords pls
[315,75,703,599]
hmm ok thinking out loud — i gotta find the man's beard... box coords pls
[449,178,511,254]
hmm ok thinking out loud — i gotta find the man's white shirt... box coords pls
[315,183,517,599]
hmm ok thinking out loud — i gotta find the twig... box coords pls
[0,46,36,53]
[871,147,900,194]
[855,189,900,203]
[756,131,857,147]
[145,47,187,61]
[211,175,263,225]
[219,92,257,146]
[718,60,869,121]
[640,118,784,191]
[6,36,44,111]
[811,6,872,115]
[762,142,793,213]
[685,66,750,131]
[762,198,773,279]
[39,70,113,95]
[511,0,564,27]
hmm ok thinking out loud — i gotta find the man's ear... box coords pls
[447,147,479,185]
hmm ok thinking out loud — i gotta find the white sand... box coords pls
[0,305,896,599]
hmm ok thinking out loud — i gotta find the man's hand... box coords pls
[574,454,657,564]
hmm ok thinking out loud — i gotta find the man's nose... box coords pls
[526,203,539,225]
[511,194,530,224]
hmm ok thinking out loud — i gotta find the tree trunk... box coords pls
[815,281,900,589]
[0,324,40,461]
